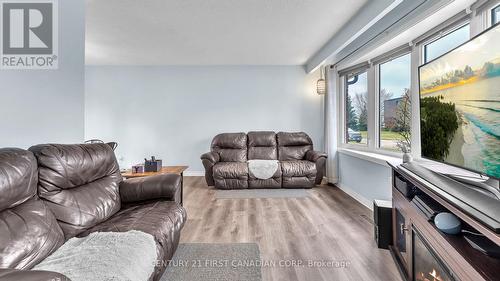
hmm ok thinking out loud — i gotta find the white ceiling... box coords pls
[85,0,368,65]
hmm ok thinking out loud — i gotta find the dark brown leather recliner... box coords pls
[0,144,186,281]
[201,131,327,189]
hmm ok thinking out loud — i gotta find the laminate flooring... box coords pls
[179,177,402,281]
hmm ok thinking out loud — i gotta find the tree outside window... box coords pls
[379,54,411,151]
[345,72,368,145]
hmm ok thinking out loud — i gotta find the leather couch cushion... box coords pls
[213,162,249,189]
[79,201,186,281]
[249,162,282,188]
[282,176,315,188]
[213,162,248,179]
[211,133,247,162]
[0,148,65,269]
[281,160,316,188]
[0,268,70,281]
[281,160,316,178]
[277,132,313,161]
[0,148,38,211]
[29,144,122,239]
[248,131,276,147]
[0,198,65,269]
[247,131,277,160]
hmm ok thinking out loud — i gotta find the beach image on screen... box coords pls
[419,25,500,178]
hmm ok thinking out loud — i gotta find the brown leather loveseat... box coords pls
[201,131,327,189]
[0,143,186,281]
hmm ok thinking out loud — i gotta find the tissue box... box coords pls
[145,159,162,172]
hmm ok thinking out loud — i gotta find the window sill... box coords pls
[338,148,402,167]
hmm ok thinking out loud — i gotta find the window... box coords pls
[379,53,411,151]
[493,4,500,25]
[345,71,368,146]
[424,24,470,63]
[338,12,480,156]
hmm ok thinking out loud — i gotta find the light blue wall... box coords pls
[338,153,392,204]
[85,66,323,172]
[0,0,85,148]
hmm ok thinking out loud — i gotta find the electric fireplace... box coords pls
[413,228,454,281]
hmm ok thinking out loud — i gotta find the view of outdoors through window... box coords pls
[379,54,411,151]
[493,5,500,25]
[343,21,473,153]
[424,24,470,63]
[346,71,368,145]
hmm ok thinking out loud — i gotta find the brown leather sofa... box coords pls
[0,144,186,281]
[201,131,327,189]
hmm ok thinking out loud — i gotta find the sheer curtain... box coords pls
[325,66,339,183]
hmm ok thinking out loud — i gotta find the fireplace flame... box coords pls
[417,269,443,281]
[429,269,442,281]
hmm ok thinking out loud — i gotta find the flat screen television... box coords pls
[419,24,500,180]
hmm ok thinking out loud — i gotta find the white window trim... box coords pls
[338,147,402,167]
[490,4,500,25]
[340,52,413,158]
[367,66,376,150]
[341,70,370,150]
[410,45,422,159]
[337,4,495,159]
[420,21,471,63]
[476,0,500,28]
[374,52,412,154]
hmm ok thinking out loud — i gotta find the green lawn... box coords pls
[381,130,405,140]
[359,130,404,140]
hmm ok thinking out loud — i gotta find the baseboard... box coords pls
[334,182,373,211]
[326,176,338,184]
[184,171,205,176]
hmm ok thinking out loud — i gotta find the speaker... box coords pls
[374,199,393,249]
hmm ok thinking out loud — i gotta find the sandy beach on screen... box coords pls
[445,117,465,166]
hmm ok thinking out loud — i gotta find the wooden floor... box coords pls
[180,177,402,281]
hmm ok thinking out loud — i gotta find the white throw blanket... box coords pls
[247,160,279,179]
[33,230,157,281]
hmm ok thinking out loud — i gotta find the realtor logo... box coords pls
[0,0,58,69]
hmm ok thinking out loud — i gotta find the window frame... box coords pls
[492,4,500,25]
[342,69,370,148]
[338,14,478,158]
[375,52,412,153]
[421,22,471,64]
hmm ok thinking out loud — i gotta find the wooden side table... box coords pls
[121,166,189,206]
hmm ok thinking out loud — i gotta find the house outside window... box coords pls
[338,11,480,157]
[379,53,411,151]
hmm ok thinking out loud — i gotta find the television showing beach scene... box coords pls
[419,24,500,179]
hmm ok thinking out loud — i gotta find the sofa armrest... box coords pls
[200,152,219,186]
[305,150,327,185]
[120,174,182,204]
[0,268,70,281]
[305,150,327,162]
[200,151,219,164]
